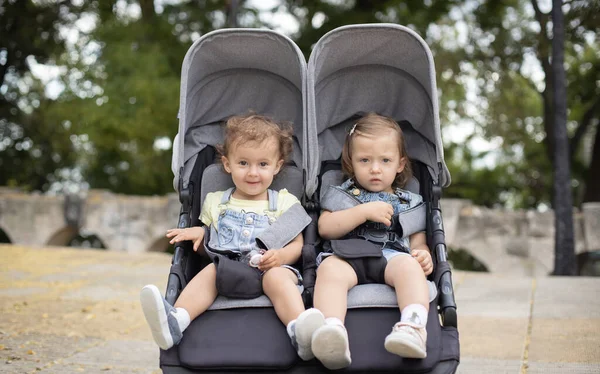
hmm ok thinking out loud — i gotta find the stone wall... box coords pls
[441,199,597,276]
[1,188,599,275]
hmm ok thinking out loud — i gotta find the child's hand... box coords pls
[166,227,205,251]
[360,201,395,226]
[411,249,433,276]
[258,250,283,271]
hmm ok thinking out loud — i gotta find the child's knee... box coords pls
[317,256,355,283]
[387,254,420,272]
[262,267,295,292]
[317,256,341,276]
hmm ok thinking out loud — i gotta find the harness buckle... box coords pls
[387,231,397,243]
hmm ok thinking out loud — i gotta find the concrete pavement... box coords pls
[1,244,599,373]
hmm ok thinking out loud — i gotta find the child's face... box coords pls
[222,137,284,200]
[350,131,406,193]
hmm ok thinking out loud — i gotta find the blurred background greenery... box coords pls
[1,0,598,209]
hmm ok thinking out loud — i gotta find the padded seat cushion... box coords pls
[348,283,437,309]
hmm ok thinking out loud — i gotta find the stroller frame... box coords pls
[162,24,459,374]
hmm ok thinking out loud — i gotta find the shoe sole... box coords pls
[384,336,427,359]
[140,285,173,350]
[295,309,326,355]
[312,325,351,370]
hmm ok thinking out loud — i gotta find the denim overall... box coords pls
[318,180,437,299]
[317,179,422,269]
[213,188,302,282]
[215,188,278,256]
[339,179,415,254]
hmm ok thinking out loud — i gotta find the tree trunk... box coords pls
[139,0,156,22]
[226,0,239,28]
[551,0,576,275]
[532,0,556,165]
[583,123,600,202]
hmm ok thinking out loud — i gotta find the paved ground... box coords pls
[0,244,599,374]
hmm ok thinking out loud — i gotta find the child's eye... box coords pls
[359,158,369,163]
[239,161,248,166]
[260,162,269,167]
[383,158,391,163]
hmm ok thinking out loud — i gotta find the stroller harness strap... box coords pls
[217,187,311,250]
[255,203,311,250]
[320,183,426,245]
[319,181,427,285]
[203,188,311,298]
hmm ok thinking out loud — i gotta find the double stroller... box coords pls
[161,24,459,373]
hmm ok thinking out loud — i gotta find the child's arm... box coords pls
[318,201,395,239]
[409,232,433,275]
[166,226,206,252]
[258,233,303,271]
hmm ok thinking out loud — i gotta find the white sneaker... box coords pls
[384,322,427,359]
[140,285,183,350]
[311,322,351,370]
[292,308,326,360]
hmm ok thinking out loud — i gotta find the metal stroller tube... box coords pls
[431,182,458,328]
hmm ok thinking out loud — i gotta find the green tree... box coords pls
[1,0,261,194]
[0,0,91,191]
[278,0,462,59]
[33,0,260,195]
[461,0,599,206]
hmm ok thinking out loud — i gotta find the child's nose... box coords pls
[370,163,381,172]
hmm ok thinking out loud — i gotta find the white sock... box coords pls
[286,319,296,337]
[325,317,345,327]
[172,307,191,332]
[400,304,428,326]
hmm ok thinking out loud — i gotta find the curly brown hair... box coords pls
[216,113,294,162]
[341,112,413,189]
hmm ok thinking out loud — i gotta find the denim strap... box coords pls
[267,189,279,212]
[220,187,235,204]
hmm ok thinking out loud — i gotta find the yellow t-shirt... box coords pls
[200,188,300,229]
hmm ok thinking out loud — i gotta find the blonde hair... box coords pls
[341,112,413,188]
[217,113,294,162]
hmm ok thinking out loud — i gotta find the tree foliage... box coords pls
[1,0,598,211]
[453,0,600,206]
[0,0,92,191]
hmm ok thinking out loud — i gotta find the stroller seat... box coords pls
[316,166,454,373]
[306,24,460,373]
[161,28,313,373]
[160,24,459,374]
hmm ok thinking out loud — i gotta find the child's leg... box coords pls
[174,263,218,319]
[313,255,358,322]
[262,267,304,323]
[311,256,358,370]
[384,254,429,311]
[383,254,429,358]
[140,263,218,350]
[262,267,326,361]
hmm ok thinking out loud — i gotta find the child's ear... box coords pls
[397,157,407,174]
[274,159,284,175]
[222,156,232,173]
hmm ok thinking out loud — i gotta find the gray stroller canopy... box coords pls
[172,28,307,191]
[306,24,451,198]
